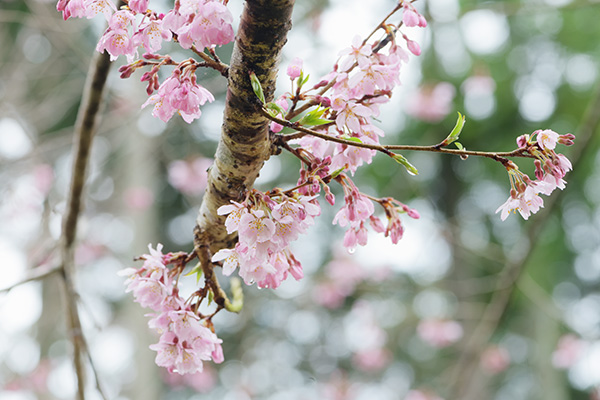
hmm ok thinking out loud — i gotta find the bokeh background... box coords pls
[1,0,599,399]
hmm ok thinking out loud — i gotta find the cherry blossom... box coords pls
[338,35,372,71]
[287,57,303,80]
[417,319,463,348]
[480,345,510,374]
[535,129,560,150]
[142,67,215,123]
[135,17,172,54]
[552,334,586,369]
[213,191,320,288]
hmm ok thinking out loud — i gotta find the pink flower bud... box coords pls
[403,9,420,27]
[558,133,575,146]
[534,159,544,180]
[516,134,529,148]
[313,79,329,89]
[405,37,421,56]
[286,57,303,80]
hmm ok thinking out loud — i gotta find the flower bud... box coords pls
[516,134,529,148]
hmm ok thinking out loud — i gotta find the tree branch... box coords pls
[194,0,295,255]
[60,48,112,400]
[0,263,61,293]
[263,108,532,164]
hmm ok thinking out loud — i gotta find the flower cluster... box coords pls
[163,0,234,50]
[496,129,575,220]
[212,190,320,288]
[119,244,223,374]
[141,60,215,123]
[331,174,420,251]
[417,318,464,348]
[58,0,233,122]
[288,5,427,175]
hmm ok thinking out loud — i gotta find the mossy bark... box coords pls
[195,0,295,254]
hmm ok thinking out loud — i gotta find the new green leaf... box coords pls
[249,71,265,104]
[392,153,419,176]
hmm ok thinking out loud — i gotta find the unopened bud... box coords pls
[313,80,329,89]
[534,159,544,180]
[516,134,529,148]
[559,133,575,146]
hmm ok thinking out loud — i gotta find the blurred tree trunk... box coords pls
[122,125,161,399]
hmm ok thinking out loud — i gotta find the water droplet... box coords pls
[348,247,356,254]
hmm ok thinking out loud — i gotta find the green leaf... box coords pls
[392,153,419,176]
[299,72,310,87]
[455,141,464,150]
[184,262,203,284]
[249,72,265,104]
[340,135,363,144]
[207,290,214,306]
[331,167,346,178]
[443,112,466,147]
[298,107,331,126]
[265,102,286,116]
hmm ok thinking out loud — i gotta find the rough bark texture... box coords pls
[196,0,295,254]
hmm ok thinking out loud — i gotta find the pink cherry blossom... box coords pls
[168,157,213,196]
[552,334,586,369]
[96,11,137,61]
[218,201,247,234]
[211,247,240,276]
[57,0,116,21]
[287,57,303,80]
[135,18,172,54]
[238,210,276,245]
[406,82,456,123]
[402,3,427,28]
[128,0,148,13]
[142,70,215,123]
[480,345,510,374]
[496,185,544,221]
[269,96,289,133]
[175,1,234,50]
[417,319,463,348]
[536,129,559,150]
[331,96,373,133]
[405,36,421,56]
[338,35,372,71]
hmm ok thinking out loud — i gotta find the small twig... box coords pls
[0,264,61,293]
[190,45,229,77]
[363,2,402,44]
[263,108,533,164]
[193,226,243,313]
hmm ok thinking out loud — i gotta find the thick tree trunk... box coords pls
[195,0,295,254]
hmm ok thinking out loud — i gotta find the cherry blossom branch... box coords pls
[263,108,533,165]
[194,0,295,255]
[363,2,402,44]
[285,1,411,121]
[190,44,229,77]
[448,84,600,400]
[60,48,112,400]
[193,227,243,313]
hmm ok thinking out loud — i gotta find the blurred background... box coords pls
[1,0,599,399]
